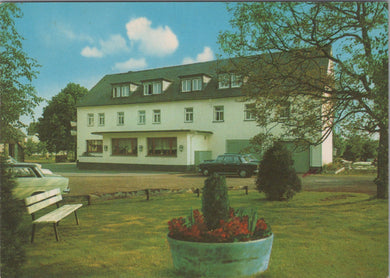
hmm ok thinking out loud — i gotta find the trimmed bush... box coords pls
[202,173,230,230]
[256,142,302,200]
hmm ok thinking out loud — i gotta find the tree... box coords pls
[219,2,388,198]
[0,3,42,141]
[342,134,378,162]
[27,122,39,135]
[333,132,347,158]
[256,141,301,201]
[37,83,88,154]
[1,158,28,277]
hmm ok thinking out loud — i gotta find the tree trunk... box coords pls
[375,127,388,199]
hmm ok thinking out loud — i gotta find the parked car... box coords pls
[198,154,259,178]
[7,156,54,175]
[241,153,261,164]
[5,162,70,199]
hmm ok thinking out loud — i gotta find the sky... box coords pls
[16,2,232,127]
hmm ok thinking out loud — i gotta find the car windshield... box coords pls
[241,156,251,163]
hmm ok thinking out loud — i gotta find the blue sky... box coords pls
[16,2,232,125]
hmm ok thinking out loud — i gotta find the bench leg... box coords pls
[31,224,36,243]
[74,211,79,225]
[53,223,59,241]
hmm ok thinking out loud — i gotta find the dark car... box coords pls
[198,154,259,178]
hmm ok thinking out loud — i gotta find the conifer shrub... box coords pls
[256,141,302,201]
[201,173,230,230]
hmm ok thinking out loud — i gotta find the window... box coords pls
[244,104,255,121]
[279,102,291,118]
[192,78,202,91]
[218,74,230,89]
[112,85,130,98]
[138,110,146,125]
[213,106,224,122]
[181,79,192,92]
[121,85,129,97]
[181,78,202,92]
[112,138,137,156]
[98,113,105,126]
[9,166,37,178]
[87,113,94,126]
[144,81,162,95]
[218,73,242,89]
[231,74,242,88]
[117,112,124,125]
[153,109,161,124]
[185,107,193,123]
[147,137,177,156]
[87,140,103,153]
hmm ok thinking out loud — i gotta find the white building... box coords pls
[76,56,333,172]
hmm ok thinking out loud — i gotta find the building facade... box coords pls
[76,57,333,172]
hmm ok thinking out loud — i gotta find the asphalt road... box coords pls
[42,163,377,196]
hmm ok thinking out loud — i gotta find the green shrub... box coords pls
[256,142,302,200]
[1,158,27,277]
[322,158,344,172]
[201,173,230,230]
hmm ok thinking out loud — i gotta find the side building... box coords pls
[76,57,333,172]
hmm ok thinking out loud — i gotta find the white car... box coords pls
[6,162,70,199]
[7,156,53,174]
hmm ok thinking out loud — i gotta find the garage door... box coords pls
[226,140,251,154]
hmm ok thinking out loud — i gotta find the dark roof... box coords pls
[77,49,330,107]
[77,59,241,107]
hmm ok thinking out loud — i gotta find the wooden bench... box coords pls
[25,188,82,242]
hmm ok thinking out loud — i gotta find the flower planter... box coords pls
[167,233,273,277]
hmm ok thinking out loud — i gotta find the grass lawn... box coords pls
[20,190,388,278]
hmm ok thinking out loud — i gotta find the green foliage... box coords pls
[0,3,42,141]
[256,142,302,200]
[322,158,344,172]
[235,207,258,234]
[219,2,388,198]
[0,157,28,277]
[27,122,39,136]
[201,173,230,230]
[37,83,88,153]
[341,134,378,162]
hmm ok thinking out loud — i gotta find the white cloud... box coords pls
[57,24,94,43]
[81,46,103,58]
[126,17,179,57]
[81,34,129,58]
[100,34,129,55]
[182,47,214,64]
[113,58,147,72]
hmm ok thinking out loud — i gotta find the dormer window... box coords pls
[181,77,202,92]
[143,81,162,95]
[179,74,210,93]
[112,83,134,98]
[218,73,242,89]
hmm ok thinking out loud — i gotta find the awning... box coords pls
[91,129,213,135]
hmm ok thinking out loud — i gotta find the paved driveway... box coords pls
[42,163,377,196]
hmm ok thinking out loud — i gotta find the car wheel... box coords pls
[202,169,210,176]
[238,169,249,178]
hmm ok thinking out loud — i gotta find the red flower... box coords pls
[168,209,271,243]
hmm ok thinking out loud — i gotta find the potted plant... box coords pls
[167,174,273,277]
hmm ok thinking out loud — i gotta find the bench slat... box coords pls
[33,204,83,223]
[25,188,61,206]
[26,195,63,215]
